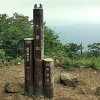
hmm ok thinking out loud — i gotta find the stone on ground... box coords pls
[4,77,24,93]
[95,87,100,96]
[61,73,78,87]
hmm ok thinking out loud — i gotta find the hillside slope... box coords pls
[50,24,100,51]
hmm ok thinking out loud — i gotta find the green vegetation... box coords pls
[14,56,23,65]
[21,88,35,98]
[57,74,61,83]
[21,84,35,98]
[0,12,100,70]
[62,57,73,70]
[72,56,100,70]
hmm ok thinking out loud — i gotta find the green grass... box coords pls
[57,74,61,83]
[72,56,100,70]
[21,84,35,98]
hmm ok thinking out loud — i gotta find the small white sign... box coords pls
[36,36,39,39]
[35,24,39,29]
[25,41,31,43]
[47,74,49,76]
[27,53,29,55]
[36,46,40,50]
[46,62,50,66]
[27,56,29,61]
[27,47,29,51]
[46,68,49,71]
[47,79,50,83]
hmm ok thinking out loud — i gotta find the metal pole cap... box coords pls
[34,4,43,9]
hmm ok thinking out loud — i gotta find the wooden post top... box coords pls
[24,38,34,40]
[43,58,53,61]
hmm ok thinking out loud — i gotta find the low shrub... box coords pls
[62,57,74,70]
[72,56,100,70]
[14,56,23,65]
[0,49,5,60]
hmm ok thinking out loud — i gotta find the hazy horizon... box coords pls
[1,0,100,26]
[1,0,100,51]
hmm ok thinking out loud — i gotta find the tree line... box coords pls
[0,13,100,62]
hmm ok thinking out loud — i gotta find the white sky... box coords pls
[1,0,100,25]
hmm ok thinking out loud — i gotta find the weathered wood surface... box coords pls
[43,58,54,98]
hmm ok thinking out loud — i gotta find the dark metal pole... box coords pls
[24,38,34,95]
[33,4,44,96]
[81,42,82,58]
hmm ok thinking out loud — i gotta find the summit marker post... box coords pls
[24,4,54,98]
[24,38,34,95]
[33,4,44,96]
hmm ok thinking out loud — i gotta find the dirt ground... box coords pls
[0,62,100,100]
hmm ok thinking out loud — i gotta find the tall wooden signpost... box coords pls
[24,38,34,95]
[24,4,54,99]
[33,4,44,96]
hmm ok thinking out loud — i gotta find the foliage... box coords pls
[81,51,92,58]
[0,49,5,60]
[62,57,74,70]
[44,55,51,59]
[21,88,35,98]
[72,58,88,67]
[87,43,100,57]
[0,13,63,61]
[0,13,33,60]
[21,84,35,98]
[93,57,100,69]
[21,88,28,95]
[44,23,58,55]
[1,13,100,71]
[14,56,23,64]
[44,22,65,58]
[0,63,2,67]
[63,43,83,59]
[87,56,100,69]
[72,56,100,70]
[57,74,61,83]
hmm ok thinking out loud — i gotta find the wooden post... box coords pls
[24,38,34,95]
[81,42,82,58]
[43,58,54,98]
[33,4,44,96]
[33,4,44,59]
[34,59,43,96]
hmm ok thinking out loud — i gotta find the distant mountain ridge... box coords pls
[49,24,100,51]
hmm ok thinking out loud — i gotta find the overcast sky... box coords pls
[1,0,100,25]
